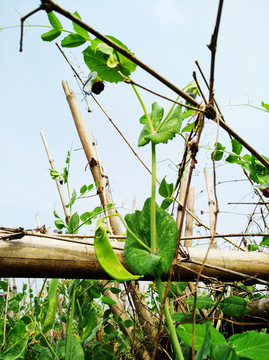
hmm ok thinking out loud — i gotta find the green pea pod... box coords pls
[94,220,142,281]
[41,278,59,334]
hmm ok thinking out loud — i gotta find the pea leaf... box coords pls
[61,33,87,48]
[47,11,62,30]
[138,103,182,147]
[54,219,67,230]
[83,36,136,83]
[211,142,225,161]
[66,189,77,208]
[185,296,215,310]
[176,323,226,352]
[68,212,79,234]
[41,29,61,42]
[210,343,239,360]
[228,331,269,360]
[159,177,174,198]
[80,185,87,194]
[72,11,90,40]
[260,236,269,247]
[261,101,269,112]
[124,197,178,276]
[231,139,243,155]
[219,296,249,317]
[196,323,211,360]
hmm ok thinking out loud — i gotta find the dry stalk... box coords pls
[204,168,217,249]
[40,130,70,224]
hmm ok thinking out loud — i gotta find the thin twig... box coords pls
[20,6,43,51]
[207,0,224,103]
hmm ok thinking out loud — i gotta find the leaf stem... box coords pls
[65,284,76,360]
[151,142,157,253]
[155,276,184,360]
[131,84,154,133]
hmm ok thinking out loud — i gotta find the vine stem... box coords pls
[65,284,76,360]
[151,143,157,253]
[155,276,184,360]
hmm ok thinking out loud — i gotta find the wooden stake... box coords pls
[40,129,70,225]
[204,168,217,248]
[184,186,195,248]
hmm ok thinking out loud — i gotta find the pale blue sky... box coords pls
[1,1,269,245]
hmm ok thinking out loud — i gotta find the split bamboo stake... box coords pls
[204,168,217,249]
[62,81,122,235]
[40,130,70,224]
[1,236,269,283]
[184,186,195,248]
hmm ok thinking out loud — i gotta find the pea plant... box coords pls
[2,1,269,359]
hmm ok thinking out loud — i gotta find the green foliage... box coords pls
[185,296,215,310]
[138,102,182,146]
[124,197,178,276]
[83,36,136,83]
[228,331,269,360]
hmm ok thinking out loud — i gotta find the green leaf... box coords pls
[53,210,60,219]
[72,11,90,40]
[122,319,134,328]
[109,287,121,294]
[10,321,26,343]
[66,189,77,208]
[210,342,239,360]
[54,219,67,230]
[159,177,174,198]
[211,142,225,161]
[160,197,174,210]
[185,296,215,310]
[0,334,29,360]
[69,334,85,360]
[228,331,269,360]
[41,29,61,42]
[195,322,211,360]
[231,139,243,155]
[94,220,141,281]
[261,101,269,112]
[61,33,87,48]
[47,11,63,30]
[260,236,269,247]
[124,197,178,276]
[68,212,79,234]
[247,244,259,251]
[101,296,117,305]
[219,296,248,317]
[226,154,240,163]
[80,185,87,194]
[182,109,195,120]
[83,36,136,83]
[138,103,182,146]
[176,323,226,352]
[172,312,202,323]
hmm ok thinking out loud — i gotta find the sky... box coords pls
[1,0,269,250]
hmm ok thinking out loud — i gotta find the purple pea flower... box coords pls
[262,188,269,198]
[1,293,7,299]
[83,72,105,95]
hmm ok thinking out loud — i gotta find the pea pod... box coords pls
[94,220,142,281]
[41,278,59,334]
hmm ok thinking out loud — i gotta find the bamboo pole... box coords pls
[1,236,269,283]
[204,168,217,248]
[40,130,70,224]
[184,186,195,248]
